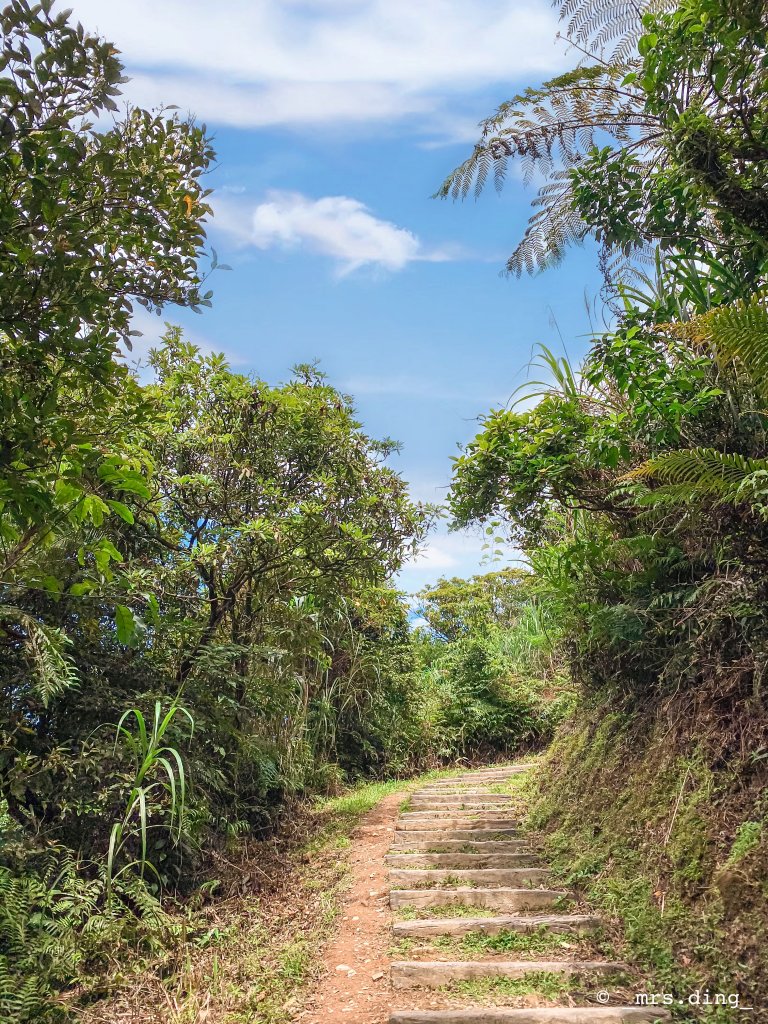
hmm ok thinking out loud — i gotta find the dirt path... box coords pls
[300,790,404,1024]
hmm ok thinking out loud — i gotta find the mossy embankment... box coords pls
[525,691,768,1020]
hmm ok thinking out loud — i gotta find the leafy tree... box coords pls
[416,569,537,641]
[0,0,214,587]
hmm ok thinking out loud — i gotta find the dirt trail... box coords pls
[299,790,404,1024]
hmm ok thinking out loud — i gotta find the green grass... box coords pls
[84,766,464,1024]
[527,711,768,1018]
[391,927,595,961]
[395,903,498,920]
[452,971,573,999]
[450,967,631,1001]
[304,770,458,855]
[725,821,763,867]
[458,926,590,957]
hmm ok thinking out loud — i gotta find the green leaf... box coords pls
[98,539,124,563]
[115,604,137,645]
[107,499,135,524]
[69,581,94,597]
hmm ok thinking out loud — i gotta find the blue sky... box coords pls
[72,0,604,592]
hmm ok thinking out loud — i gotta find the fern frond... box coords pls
[437,60,660,275]
[438,66,650,202]
[707,299,768,401]
[625,449,768,511]
[507,173,588,275]
[0,608,78,705]
[558,0,676,59]
[662,295,768,401]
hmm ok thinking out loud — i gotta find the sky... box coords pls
[71,0,604,592]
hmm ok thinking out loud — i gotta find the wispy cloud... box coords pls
[397,526,501,592]
[215,191,455,274]
[70,1,566,133]
[338,373,505,404]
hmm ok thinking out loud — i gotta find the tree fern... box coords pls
[436,2,671,275]
[704,300,768,402]
[659,295,768,398]
[438,1,750,277]
[560,0,675,59]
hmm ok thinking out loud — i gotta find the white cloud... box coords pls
[398,527,490,592]
[69,0,567,131]
[125,74,434,130]
[216,191,452,274]
[410,540,460,571]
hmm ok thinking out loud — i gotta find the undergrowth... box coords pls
[527,695,768,1021]
[73,770,454,1023]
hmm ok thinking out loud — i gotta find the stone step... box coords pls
[389,886,566,912]
[422,774,526,787]
[399,812,519,821]
[399,810,518,820]
[387,867,551,887]
[417,786,507,794]
[413,795,503,802]
[427,765,532,778]
[417,785,507,792]
[409,803,513,813]
[392,913,599,939]
[389,1008,670,1024]
[411,793,512,803]
[420,777,525,789]
[396,819,519,831]
[391,839,533,853]
[411,795,512,803]
[392,828,521,841]
[386,853,540,869]
[391,959,627,989]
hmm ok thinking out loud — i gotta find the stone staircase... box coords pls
[386,765,669,1024]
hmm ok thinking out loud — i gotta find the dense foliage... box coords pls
[444,4,768,1007]
[6,0,768,1017]
[411,570,573,761]
[0,5,559,1019]
[0,1,426,1016]
[446,0,768,713]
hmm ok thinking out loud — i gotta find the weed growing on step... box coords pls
[395,903,498,920]
[450,967,633,1003]
[451,970,574,999]
[400,927,598,961]
[459,926,592,957]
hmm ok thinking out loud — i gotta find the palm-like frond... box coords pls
[623,299,768,512]
[560,0,676,60]
[437,64,658,275]
[625,448,768,510]
[664,295,768,400]
[705,301,768,402]
[437,1,676,275]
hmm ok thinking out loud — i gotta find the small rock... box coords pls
[335,964,351,972]
[372,971,385,980]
